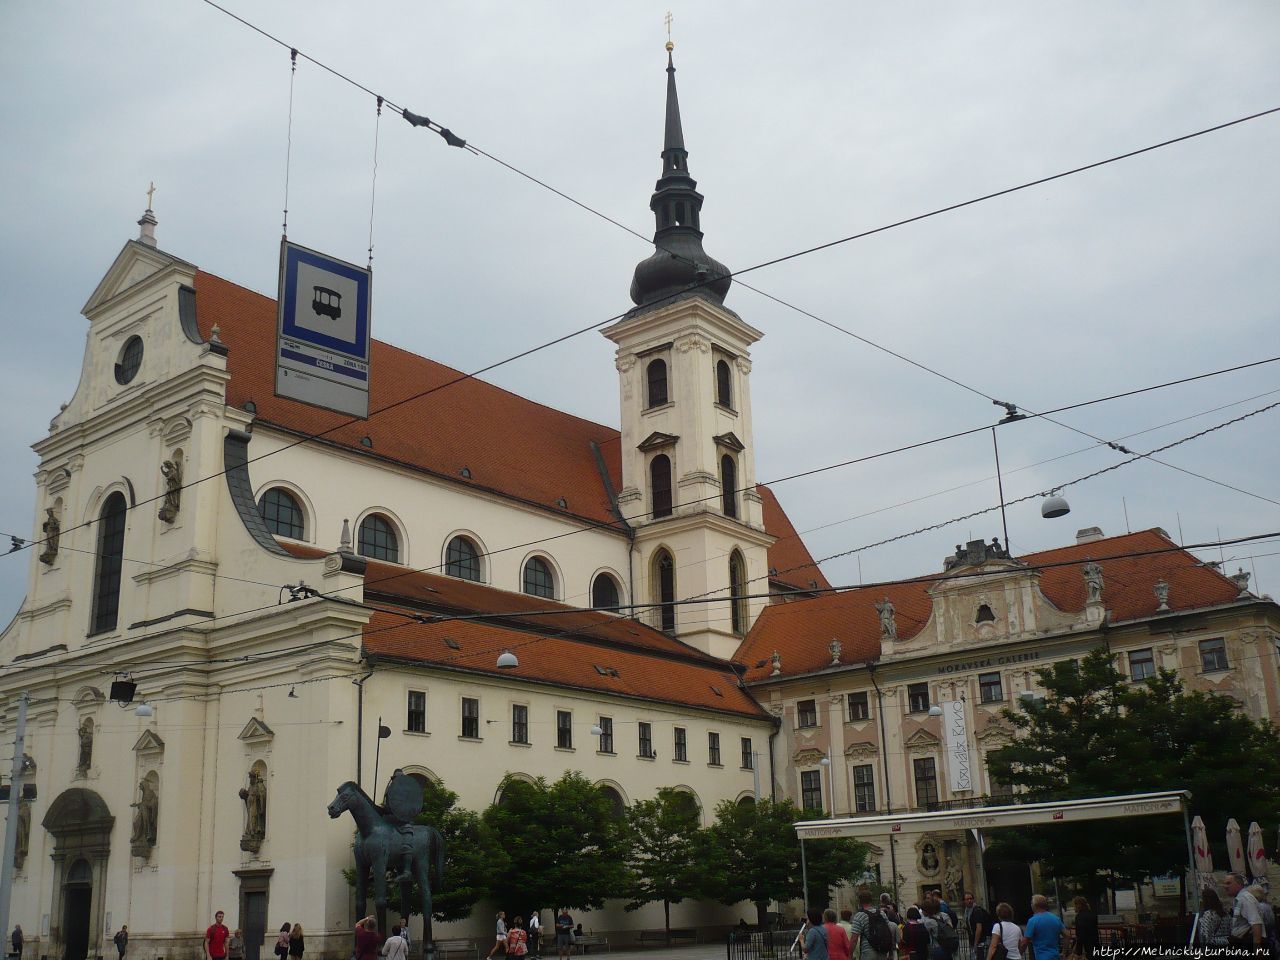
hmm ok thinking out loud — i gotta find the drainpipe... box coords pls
[867,661,900,902]
[353,669,374,788]
[767,719,780,802]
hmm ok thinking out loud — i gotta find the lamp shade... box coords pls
[496,650,519,669]
[134,702,154,717]
[1041,494,1071,518]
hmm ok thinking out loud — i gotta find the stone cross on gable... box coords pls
[665,11,673,42]
[146,181,156,211]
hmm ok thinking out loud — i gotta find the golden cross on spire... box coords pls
[145,181,156,211]
[664,11,674,51]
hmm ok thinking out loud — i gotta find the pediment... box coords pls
[903,727,941,750]
[975,722,1014,744]
[844,740,879,759]
[82,240,195,316]
[793,748,825,765]
[713,432,745,452]
[133,730,166,756]
[238,718,275,745]
[637,431,680,452]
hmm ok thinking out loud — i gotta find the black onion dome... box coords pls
[629,50,732,309]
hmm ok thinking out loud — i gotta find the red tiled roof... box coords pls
[737,529,1246,682]
[758,485,832,592]
[196,270,822,582]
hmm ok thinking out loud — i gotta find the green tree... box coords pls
[482,772,629,914]
[623,788,707,943]
[987,648,1280,888]
[343,780,502,922]
[703,798,868,922]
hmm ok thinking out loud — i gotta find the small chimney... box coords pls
[137,208,158,247]
[1076,526,1105,545]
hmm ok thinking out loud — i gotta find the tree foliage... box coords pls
[987,648,1280,886]
[623,788,707,941]
[703,798,869,920]
[481,772,630,913]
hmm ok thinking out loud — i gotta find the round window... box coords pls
[115,336,144,385]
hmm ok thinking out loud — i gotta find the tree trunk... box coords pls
[755,900,768,928]
[664,900,671,946]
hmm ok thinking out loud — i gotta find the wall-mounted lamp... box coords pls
[135,702,154,718]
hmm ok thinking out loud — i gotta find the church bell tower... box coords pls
[601,45,772,660]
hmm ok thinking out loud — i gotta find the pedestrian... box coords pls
[1197,889,1231,949]
[507,917,528,959]
[288,924,304,960]
[9,926,21,960]
[227,929,244,960]
[902,908,931,960]
[381,925,408,960]
[1022,895,1064,960]
[275,923,291,959]
[987,903,1021,960]
[920,899,950,960]
[487,911,508,959]
[839,909,855,944]
[963,892,991,959]
[205,911,231,960]
[112,926,128,960]
[355,918,381,960]
[1246,884,1277,955]
[398,919,411,952]
[527,911,541,960]
[804,909,830,960]
[1223,874,1264,950]
[851,890,893,960]
[555,908,573,960]
[1069,898,1096,959]
[824,908,851,960]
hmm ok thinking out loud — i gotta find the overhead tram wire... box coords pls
[5,363,1277,665]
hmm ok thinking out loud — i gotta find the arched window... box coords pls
[729,550,748,636]
[445,536,482,581]
[523,557,555,599]
[650,455,673,519]
[721,454,738,519]
[258,488,305,540]
[591,573,621,611]
[654,549,676,633]
[716,358,733,408]
[646,359,668,408]
[599,785,626,820]
[90,492,127,634]
[358,514,399,562]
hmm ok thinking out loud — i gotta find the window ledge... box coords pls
[403,729,431,738]
[845,718,871,726]
[597,750,616,757]
[457,735,482,743]
[713,402,739,416]
[638,754,656,762]
[740,766,755,772]
[708,763,724,769]
[509,740,531,748]
[554,746,575,753]
[643,401,675,415]
[673,758,690,765]
[1198,666,1231,676]
[979,698,1005,706]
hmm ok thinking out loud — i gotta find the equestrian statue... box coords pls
[328,770,445,954]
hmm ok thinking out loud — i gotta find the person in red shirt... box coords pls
[205,912,230,960]
[354,918,382,960]
[824,908,852,960]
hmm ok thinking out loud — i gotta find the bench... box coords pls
[636,928,696,946]
[572,934,609,953]
[432,939,477,960]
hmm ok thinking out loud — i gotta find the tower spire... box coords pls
[628,45,731,309]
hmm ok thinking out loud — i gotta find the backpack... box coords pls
[935,916,959,953]
[862,910,895,954]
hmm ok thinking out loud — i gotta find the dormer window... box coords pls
[976,604,996,623]
[646,359,669,408]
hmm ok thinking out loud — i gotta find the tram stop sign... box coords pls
[275,239,372,418]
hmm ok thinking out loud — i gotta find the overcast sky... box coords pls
[2,2,1278,628]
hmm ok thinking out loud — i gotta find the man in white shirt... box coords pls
[381,926,408,960]
[1223,873,1263,949]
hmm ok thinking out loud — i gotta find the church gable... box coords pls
[82,240,196,317]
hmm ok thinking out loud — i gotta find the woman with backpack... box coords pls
[902,908,931,960]
[986,903,1022,960]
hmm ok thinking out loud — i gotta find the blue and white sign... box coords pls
[275,239,372,418]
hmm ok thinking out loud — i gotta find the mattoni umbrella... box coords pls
[1247,821,1269,882]
[1226,818,1247,876]
[1193,816,1215,882]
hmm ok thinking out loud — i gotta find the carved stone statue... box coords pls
[770,650,782,676]
[919,841,940,875]
[158,459,182,523]
[38,508,60,565]
[14,802,30,869]
[1154,578,1171,612]
[76,719,93,774]
[1082,561,1104,605]
[875,598,897,641]
[944,857,964,901]
[131,778,159,854]
[239,770,267,852]
[829,638,842,665]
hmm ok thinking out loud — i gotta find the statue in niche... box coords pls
[944,857,964,901]
[76,719,93,774]
[131,778,159,854]
[875,597,898,641]
[239,769,267,852]
[14,802,30,868]
[1082,561,1104,604]
[39,507,60,565]
[158,459,182,523]
[919,841,940,876]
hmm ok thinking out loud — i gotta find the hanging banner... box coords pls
[275,239,372,418]
[941,700,973,792]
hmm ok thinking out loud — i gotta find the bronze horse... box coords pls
[328,781,444,947]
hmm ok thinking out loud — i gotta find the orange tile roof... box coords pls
[758,485,832,592]
[737,529,1246,682]
[195,270,821,583]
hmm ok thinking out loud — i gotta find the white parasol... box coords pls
[1226,818,1248,875]
[1247,821,1269,882]
[1193,816,1215,882]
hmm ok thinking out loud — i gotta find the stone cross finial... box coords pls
[829,638,842,665]
[664,11,673,49]
[146,181,156,211]
[1154,578,1170,612]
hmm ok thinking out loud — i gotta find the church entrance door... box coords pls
[63,860,93,960]
[243,893,267,960]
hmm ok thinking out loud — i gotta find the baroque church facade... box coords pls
[4,45,1280,960]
